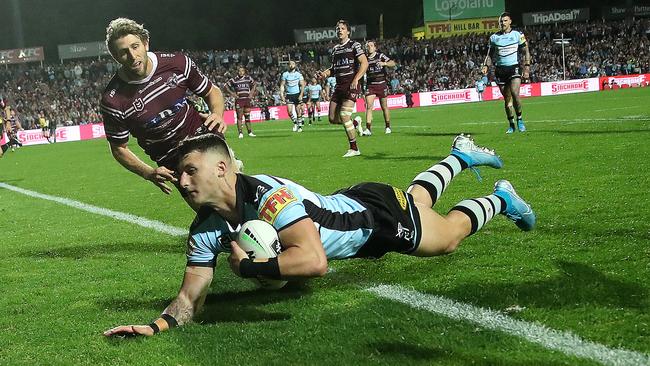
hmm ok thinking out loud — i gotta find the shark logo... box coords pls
[254,185,268,204]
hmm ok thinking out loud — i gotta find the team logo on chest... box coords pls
[166,74,180,88]
[133,98,145,112]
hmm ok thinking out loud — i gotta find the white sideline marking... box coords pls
[0,183,185,236]
[3,182,648,364]
[367,284,650,366]
[593,106,640,112]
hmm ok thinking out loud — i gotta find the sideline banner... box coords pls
[355,94,408,111]
[599,74,650,89]
[0,47,44,65]
[540,78,599,96]
[423,0,505,22]
[294,25,367,43]
[15,124,98,146]
[602,5,650,19]
[484,83,542,101]
[58,41,110,60]
[522,8,589,26]
[419,89,477,106]
[425,17,499,38]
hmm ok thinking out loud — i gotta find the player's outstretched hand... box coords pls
[481,65,488,75]
[203,112,227,135]
[146,166,177,195]
[104,325,154,338]
[228,241,249,277]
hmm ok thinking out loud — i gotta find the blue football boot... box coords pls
[517,118,526,132]
[493,180,536,231]
[451,134,503,181]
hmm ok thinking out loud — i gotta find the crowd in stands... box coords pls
[1,18,648,129]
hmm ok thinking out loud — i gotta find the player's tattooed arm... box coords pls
[165,266,213,324]
[103,266,213,337]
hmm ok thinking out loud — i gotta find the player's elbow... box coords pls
[109,143,127,159]
[310,254,329,277]
[301,251,328,277]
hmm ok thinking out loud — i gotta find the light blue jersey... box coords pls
[489,30,526,67]
[282,70,304,95]
[475,77,487,92]
[306,84,322,99]
[326,76,336,94]
[186,174,374,267]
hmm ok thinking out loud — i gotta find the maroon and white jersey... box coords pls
[100,52,214,168]
[330,39,365,86]
[226,75,255,100]
[366,52,391,85]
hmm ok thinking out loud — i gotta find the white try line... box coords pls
[367,284,650,366]
[2,181,648,365]
[0,182,185,236]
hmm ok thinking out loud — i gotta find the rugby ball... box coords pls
[236,220,287,290]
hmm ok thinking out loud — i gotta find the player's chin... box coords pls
[186,191,201,203]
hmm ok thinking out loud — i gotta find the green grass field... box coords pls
[1,88,649,365]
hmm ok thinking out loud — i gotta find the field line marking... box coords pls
[0,182,185,236]
[367,284,650,366]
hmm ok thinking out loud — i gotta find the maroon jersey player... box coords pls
[316,19,368,158]
[100,18,226,198]
[362,41,396,136]
[225,66,256,139]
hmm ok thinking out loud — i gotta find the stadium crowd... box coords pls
[1,18,648,129]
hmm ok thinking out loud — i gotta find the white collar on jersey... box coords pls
[120,52,159,85]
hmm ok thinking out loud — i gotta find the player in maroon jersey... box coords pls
[100,18,227,200]
[225,66,256,139]
[316,20,368,157]
[362,41,396,136]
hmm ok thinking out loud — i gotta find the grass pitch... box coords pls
[1,87,649,365]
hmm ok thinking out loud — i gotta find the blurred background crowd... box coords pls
[1,19,648,130]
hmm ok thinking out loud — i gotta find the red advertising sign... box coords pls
[485,83,542,101]
[600,74,650,89]
[0,47,45,65]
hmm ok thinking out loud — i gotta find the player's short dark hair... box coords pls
[178,134,231,161]
[337,19,351,32]
[499,12,511,20]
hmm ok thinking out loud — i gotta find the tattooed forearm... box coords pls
[163,295,194,325]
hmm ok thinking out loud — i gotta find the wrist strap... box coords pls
[149,322,160,334]
[161,314,179,328]
[239,257,281,279]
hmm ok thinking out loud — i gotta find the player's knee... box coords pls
[444,237,462,254]
[339,108,353,121]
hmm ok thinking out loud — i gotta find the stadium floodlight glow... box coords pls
[553,33,572,80]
